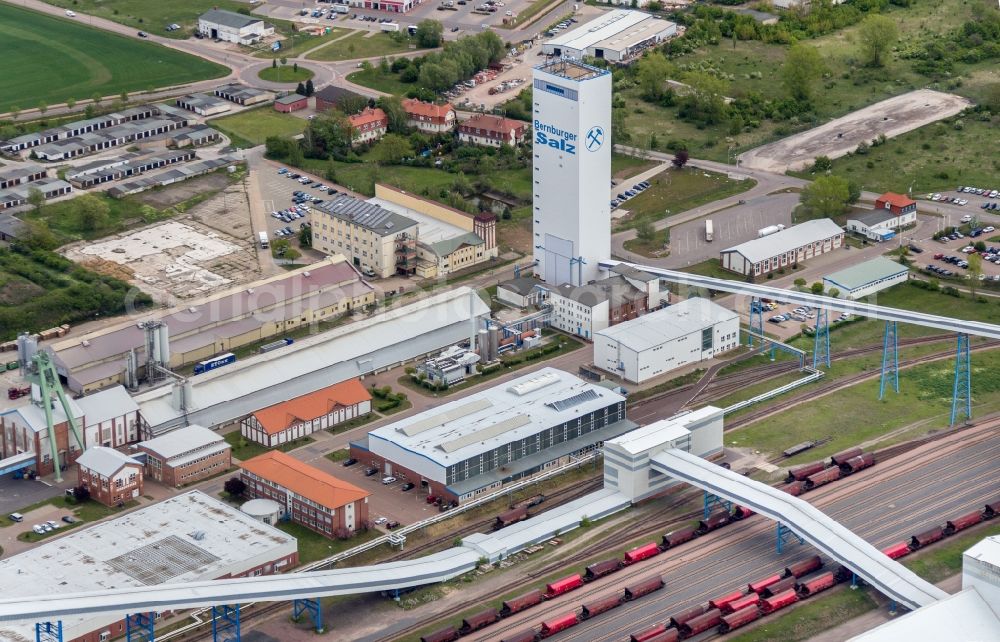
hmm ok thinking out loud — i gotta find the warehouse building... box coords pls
[240,378,372,447]
[594,298,740,384]
[0,164,46,189]
[547,264,663,340]
[65,149,197,189]
[76,446,144,506]
[168,125,222,148]
[497,276,547,308]
[962,535,1000,616]
[198,9,274,44]
[214,83,272,106]
[823,256,909,300]
[0,177,72,210]
[351,368,633,504]
[240,450,370,536]
[106,155,240,197]
[175,93,232,116]
[137,424,231,486]
[0,105,157,154]
[0,491,297,642]
[542,10,676,62]
[719,218,844,276]
[312,195,419,278]
[274,93,308,113]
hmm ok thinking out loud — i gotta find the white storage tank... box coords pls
[241,498,283,526]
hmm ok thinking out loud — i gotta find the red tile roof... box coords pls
[459,114,527,136]
[348,107,387,129]
[240,450,369,510]
[877,192,916,208]
[252,379,372,435]
[401,98,454,121]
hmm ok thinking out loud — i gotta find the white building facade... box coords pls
[532,59,612,287]
[198,9,274,44]
[594,298,740,383]
[720,218,844,277]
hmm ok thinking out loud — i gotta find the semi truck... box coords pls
[259,231,269,249]
[381,22,400,32]
[705,219,713,242]
[758,224,786,238]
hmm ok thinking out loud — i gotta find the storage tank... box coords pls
[241,498,283,526]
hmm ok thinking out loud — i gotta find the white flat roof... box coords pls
[721,218,844,263]
[76,385,137,426]
[370,367,625,466]
[0,491,295,642]
[847,588,1000,642]
[139,424,226,460]
[964,534,1000,566]
[367,197,467,245]
[606,406,719,455]
[596,297,738,352]
[545,9,667,53]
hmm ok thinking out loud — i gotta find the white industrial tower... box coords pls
[531,58,612,286]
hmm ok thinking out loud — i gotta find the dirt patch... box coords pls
[77,258,135,282]
[136,173,233,210]
[497,218,532,256]
[0,276,44,305]
[739,89,972,173]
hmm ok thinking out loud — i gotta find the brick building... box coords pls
[274,93,308,113]
[76,446,143,506]
[313,85,368,113]
[239,451,370,536]
[349,107,388,145]
[458,114,528,148]
[401,98,456,134]
[137,424,232,486]
[240,379,372,447]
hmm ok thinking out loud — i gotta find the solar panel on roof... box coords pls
[546,389,600,412]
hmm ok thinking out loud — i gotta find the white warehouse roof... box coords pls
[607,406,719,456]
[721,218,844,264]
[596,298,738,351]
[138,424,227,459]
[544,10,671,54]
[369,367,626,466]
[847,588,1000,642]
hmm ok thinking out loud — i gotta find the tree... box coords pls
[305,79,315,97]
[37,101,47,115]
[21,220,59,251]
[781,43,826,103]
[10,106,20,120]
[636,52,673,102]
[847,180,862,204]
[66,97,76,110]
[296,82,306,96]
[119,90,129,104]
[672,149,689,169]
[680,71,729,125]
[985,83,1000,114]
[857,15,899,67]
[812,156,832,172]
[74,194,111,232]
[829,288,841,299]
[376,95,410,134]
[794,277,807,288]
[92,92,102,106]
[72,485,91,503]
[27,187,45,215]
[800,175,851,219]
[224,477,247,498]
[305,111,353,158]
[280,57,288,66]
[371,133,414,165]
[299,226,312,247]
[968,253,982,298]
[415,19,444,48]
[272,58,277,69]
[636,219,657,242]
[339,93,370,116]
[810,282,824,294]
[293,62,298,73]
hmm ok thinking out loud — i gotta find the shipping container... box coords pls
[796,571,836,598]
[944,511,983,535]
[708,590,744,611]
[839,453,874,475]
[696,512,731,535]
[631,623,667,642]
[584,559,622,582]
[501,629,538,642]
[748,574,782,594]
[882,542,911,560]
[580,594,622,619]
[785,462,825,483]
[678,609,722,638]
[458,608,499,634]
[661,528,697,550]
[718,605,761,633]
[721,592,760,615]
[538,612,578,638]
[782,481,805,497]
[668,604,707,628]
[985,499,1000,519]
[623,542,661,565]
[624,575,664,601]
[830,447,863,466]
[784,555,823,578]
[644,630,679,642]
[761,576,798,598]
[494,505,528,530]
[760,588,799,614]
[803,466,841,490]
[421,626,459,642]
[909,526,945,550]
[500,589,544,617]
[543,574,583,599]
[732,505,755,521]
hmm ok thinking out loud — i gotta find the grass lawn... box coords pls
[611,151,658,180]
[40,0,246,38]
[13,497,139,542]
[0,4,227,114]
[614,167,755,231]
[210,108,307,147]
[223,431,315,461]
[275,520,381,565]
[345,67,414,95]
[307,31,423,61]
[255,28,347,59]
[680,258,741,281]
[258,65,315,83]
[727,586,878,642]
[20,193,167,243]
[622,233,669,258]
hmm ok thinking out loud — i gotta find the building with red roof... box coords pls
[402,98,456,134]
[458,114,528,148]
[846,192,917,242]
[241,379,372,447]
[240,450,371,536]
[349,107,388,145]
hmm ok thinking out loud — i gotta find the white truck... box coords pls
[258,231,269,249]
[331,3,350,13]
[380,22,400,32]
[758,224,786,238]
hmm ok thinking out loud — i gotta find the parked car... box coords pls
[342,458,358,467]
[386,520,401,529]
[32,524,45,535]
[45,520,60,530]
[401,482,415,491]
[381,476,397,485]
[374,517,388,525]
[61,515,76,524]
[364,467,379,476]
[8,512,23,523]
[278,168,288,174]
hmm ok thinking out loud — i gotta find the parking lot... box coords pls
[911,227,1000,283]
[925,185,1000,213]
[758,300,855,337]
[334,457,444,530]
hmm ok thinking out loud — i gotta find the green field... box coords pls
[258,65,314,83]
[346,67,414,96]
[306,31,423,62]
[211,108,307,147]
[615,167,756,231]
[255,27,347,59]
[0,4,227,114]
[40,0,247,38]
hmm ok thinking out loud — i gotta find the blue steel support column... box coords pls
[950,333,972,426]
[879,321,899,399]
[126,613,156,642]
[776,522,804,555]
[211,605,241,642]
[813,307,830,369]
[702,491,731,520]
[293,599,324,633]
[35,622,63,642]
[748,297,763,347]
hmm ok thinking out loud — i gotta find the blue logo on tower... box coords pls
[585,126,604,152]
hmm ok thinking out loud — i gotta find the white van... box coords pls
[8,512,24,523]
[65,9,76,16]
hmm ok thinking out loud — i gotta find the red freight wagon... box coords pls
[494,506,529,530]
[501,629,538,642]
[732,505,755,521]
[500,589,544,617]
[796,571,836,598]
[708,590,745,611]
[644,631,679,642]
[945,511,983,535]
[623,542,661,565]
[718,605,761,633]
[760,588,799,614]
[543,574,583,599]
[580,594,622,619]
[786,462,825,483]
[458,608,498,634]
[661,528,698,550]
[882,542,911,560]
[538,612,579,638]
[696,512,731,535]
[668,604,707,629]
[584,559,621,582]
[784,555,823,578]
[782,481,805,496]
[721,592,760,615]
[839,453,874,474]
[624,575,665,601]
[985,499,1000,519]
[421,626,459,642]
[830,447,863,466]
[804,467,841,490]
[761,576,797,598]
[834,565,855,583]
[678,609,722,638]
[630,623,667,642]
[748,574,782,594]
[909,526,945,550]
